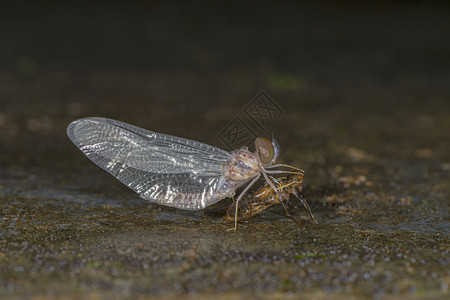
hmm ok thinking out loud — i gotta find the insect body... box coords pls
[67,117,301,229]
[223,171,318,225]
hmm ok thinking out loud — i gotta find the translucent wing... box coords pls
[67,117,235,210]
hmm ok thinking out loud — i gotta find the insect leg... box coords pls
[294,192,318,225]
[265,169,303,175]
[265,164,304,173]
[230,173,261,231]
[280,200,300,226]
[261,171,279,194]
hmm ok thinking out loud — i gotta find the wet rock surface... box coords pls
[1,1,449,299]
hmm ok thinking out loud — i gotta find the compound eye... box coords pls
[255,137,274,165]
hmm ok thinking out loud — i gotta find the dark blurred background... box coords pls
[1,0,448,174]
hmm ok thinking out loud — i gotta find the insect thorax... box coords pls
[223,149,262,182]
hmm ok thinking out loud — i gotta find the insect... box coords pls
[223,170,318,225]
[67,117,301,229]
